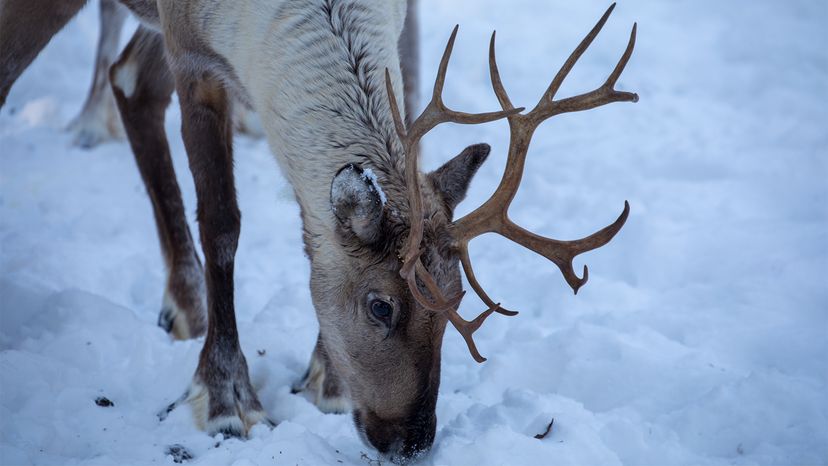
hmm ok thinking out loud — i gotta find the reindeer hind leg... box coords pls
[68,0,128,148]
[292,333,351,414]
[110,26,207,340]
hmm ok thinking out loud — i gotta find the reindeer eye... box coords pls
[370,299,393,322]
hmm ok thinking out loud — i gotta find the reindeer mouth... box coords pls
[352,408,434,463]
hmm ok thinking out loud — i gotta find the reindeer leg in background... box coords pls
[399,0,419,126]
[172,67,271,436]
[68,0,128,148]
[291,334,350,414]
[0,0,87,109]
[110,27,207,340]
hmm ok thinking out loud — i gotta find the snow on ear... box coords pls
[330,163,385,243]
[429,143,491,212]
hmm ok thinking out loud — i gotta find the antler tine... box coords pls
[500,201,630,294]
[447,306,498,363]
[458,241,518,316]
[384,68,422,277]
[541,3,617,106]
[407,25,524,141]
[384,69,426,277]
[488,31,516,112]
[534,4,638,119]
[430,24,458,109]
[384,68,408,140]
[606,22,637,92]
[548,22,638,116]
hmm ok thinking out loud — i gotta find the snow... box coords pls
[361,168,387,206]
[1,1,826,465]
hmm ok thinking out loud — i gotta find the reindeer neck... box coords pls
[202,0,409,229]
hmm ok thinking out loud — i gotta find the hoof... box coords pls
[69,125,122,148]
[187,378,275,438]
[66,110,123,149]
[157,306,176,333]
[157,287,206,340]
[157,304,194,340]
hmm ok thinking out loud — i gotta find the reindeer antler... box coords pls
[384,26,523,361]
[451,3,636,360]
[386,4,637,363]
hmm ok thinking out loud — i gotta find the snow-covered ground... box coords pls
[1,0,826,465]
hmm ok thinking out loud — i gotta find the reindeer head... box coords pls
[320,142,497,457]
[311,4,636,461]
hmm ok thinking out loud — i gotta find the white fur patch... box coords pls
[186,381,209,431]
[111,59,138,98]
[314,392,352,414]
[297,350,352,414]
[240,408,269,429]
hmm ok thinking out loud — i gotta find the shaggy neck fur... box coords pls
[201,0,411,251]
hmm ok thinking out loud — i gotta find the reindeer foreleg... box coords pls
[172,64,272,437]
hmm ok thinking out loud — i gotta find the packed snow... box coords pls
[1,1,826,465]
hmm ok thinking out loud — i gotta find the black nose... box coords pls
[354,409,436,462]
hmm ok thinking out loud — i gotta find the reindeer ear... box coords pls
[331,163,385,243]
[429,143,491,211]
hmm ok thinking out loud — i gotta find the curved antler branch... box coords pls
[499,201,630,294]
[457,241,518,316]
[544,21,638,118]
[488,31,516,113]
[541,3,618,105]
[447,305,497,363]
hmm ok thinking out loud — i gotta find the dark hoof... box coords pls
[158,307,175,333]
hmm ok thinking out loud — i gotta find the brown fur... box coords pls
[109,27,207,339]
[0,0,87,107]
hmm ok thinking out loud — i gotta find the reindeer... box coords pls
[0,0,636,460]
